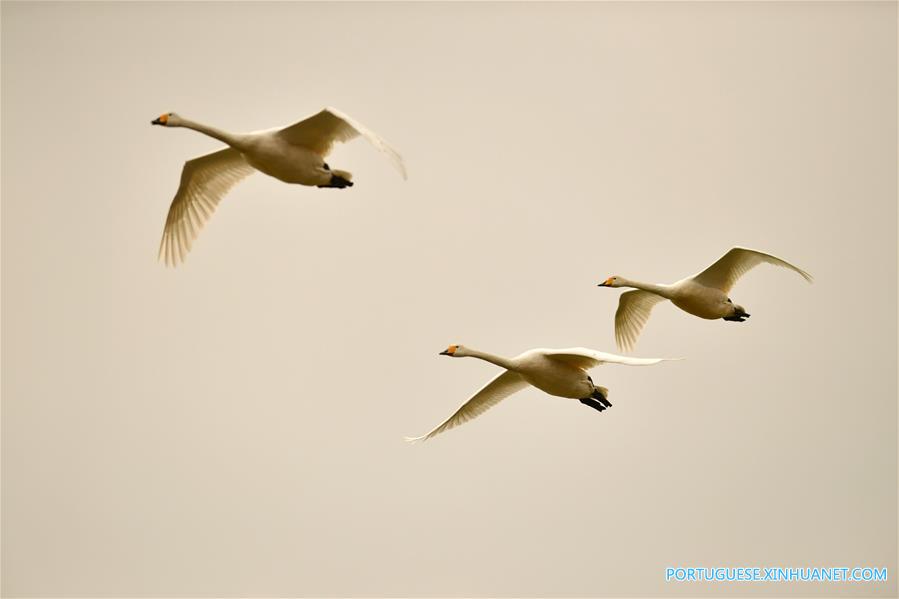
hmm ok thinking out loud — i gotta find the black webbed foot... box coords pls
[590,387,611,407]
[723,314,750,322]
[579,397,608,413]
[723,305,750,322]
[317,174,354,189]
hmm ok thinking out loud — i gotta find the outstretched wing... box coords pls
[277,107,407,179]
[542,347,673,370]
[158,148,255,267]
[406,371,529,442]
[614,290,667,352]
[691,247,813,294]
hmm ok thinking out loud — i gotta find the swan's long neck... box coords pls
[177,117,244,148]
[619,278,674,299]
[463,348,516,371]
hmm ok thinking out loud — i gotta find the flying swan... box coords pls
[598,247,813,351]
[150,108,407,266]
[406,345,676,442]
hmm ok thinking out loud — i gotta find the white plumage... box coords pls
[599,247,813,351]
[151,107,407,267]
[407,345,676,442]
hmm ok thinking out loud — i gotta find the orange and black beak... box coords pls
[598,277,614,287]
[151,114,168,126]
[439,345,458,356]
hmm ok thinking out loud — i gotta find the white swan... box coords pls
[598,247,813,351]
[150,108,407,266]
[406,345,675,442]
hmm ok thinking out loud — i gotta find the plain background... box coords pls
[2,2,896,597]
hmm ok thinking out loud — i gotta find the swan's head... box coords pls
[151,112,182,127]
[439,344,467,357]
[598,276,625,288]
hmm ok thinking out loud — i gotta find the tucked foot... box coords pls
[579,397,610,413]
[723,305,750,322]
[317,174,354,189]
[591,386,612,408]
[723,313,750,322]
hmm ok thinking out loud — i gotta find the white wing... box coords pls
[405,371,529,442]
[691,247,813,294]
[158,148,256,267]
[277,107,407,179]
[614,290,667,352]
[541,347,673,370]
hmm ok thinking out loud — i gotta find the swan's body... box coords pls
[151,108,406,266]
[406,345,675,442]
[241,139,330,186]
[599,247,813,351]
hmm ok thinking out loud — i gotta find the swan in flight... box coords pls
[598,247,813,351]
[406,345,675,442]
[150,108,407,266]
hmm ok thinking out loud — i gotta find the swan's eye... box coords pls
[323,163,330,171]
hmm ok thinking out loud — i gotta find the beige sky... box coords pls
[2,2,896,597]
